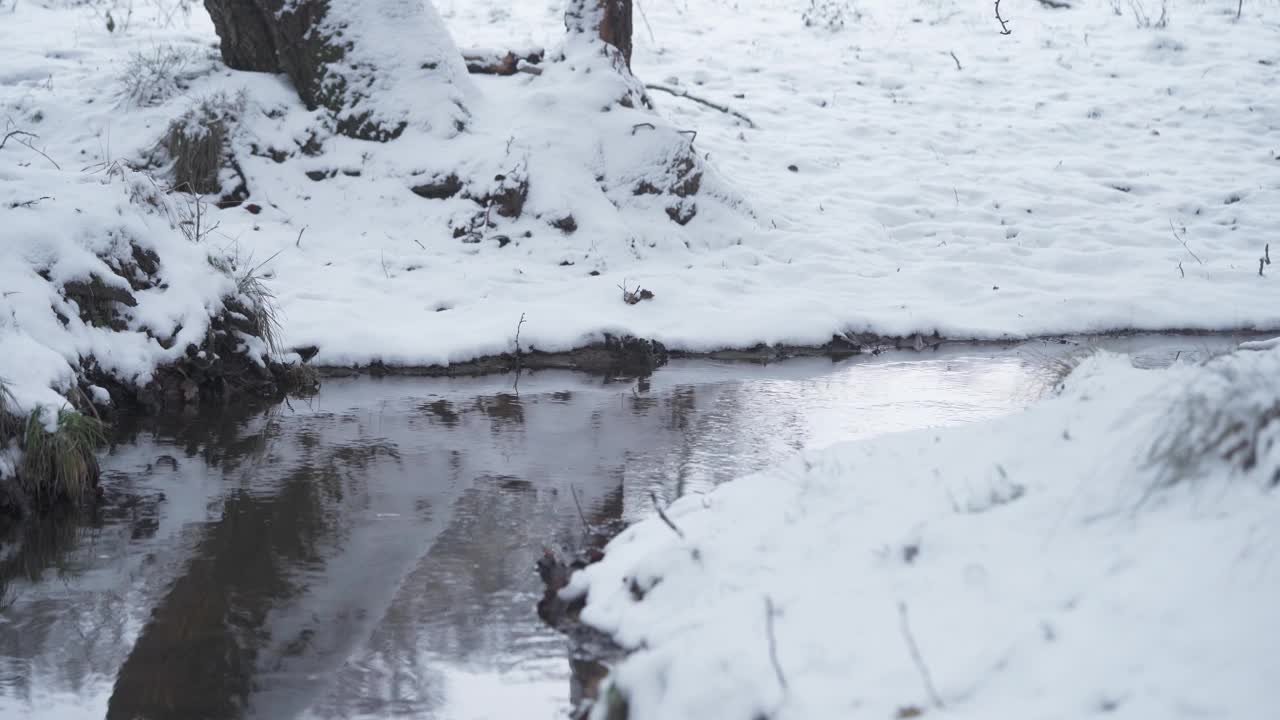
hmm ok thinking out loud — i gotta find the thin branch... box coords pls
[295,225,308,248]
[0,129,34,149]
[949,51,962,71]
[636,0,658,44]
[2,129,60,169]
[514,312,527,355]
[765,595,788,693]
[995,0,1013,34]
[570,484,590,534]
[644,83,757,129]
[8,196,51,209]
[1169,220,1203,265]
[648,491,685,539]
[898,602,945,709]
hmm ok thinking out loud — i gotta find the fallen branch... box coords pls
[898,601,945,709]
[765,595,788,693]
[648,491,685,539]
[462,48,544,76]
[949,51,962,71]
[644,83,757,129]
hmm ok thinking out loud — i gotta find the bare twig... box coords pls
[631,122,657,135]
[2,129,59,169]
[636,0,657,43]
[295,225,308,248]
[1178,260,1184,278]
[648,491,685,539]
[898,602,945,709]
[8,196,51,209]
[995,0,1013,34]
[512,312,527,387]
[0,129,34,149]
[1169,220,1203,265]
[949,51,962,70]
[764,595,788,693]
[570,484,590,534]
[1037,0,1073,7]
[644,83,757,128]
[514,312,527,355]
[1236,0,1242,20]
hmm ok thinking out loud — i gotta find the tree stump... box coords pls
[202,0,473,140]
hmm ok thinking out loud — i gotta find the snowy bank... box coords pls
[2,1,1277,375]
[565,346,1280,719]
[0,161,304,513]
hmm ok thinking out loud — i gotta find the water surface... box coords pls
[0,335,1245,719]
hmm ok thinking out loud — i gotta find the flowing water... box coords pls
[0,335,1248,719]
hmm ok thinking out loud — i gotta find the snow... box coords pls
[565,345,1280,719]
[0,0,1274,399]
[0,163,239,416]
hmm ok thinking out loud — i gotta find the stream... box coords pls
[0,335,1247,719]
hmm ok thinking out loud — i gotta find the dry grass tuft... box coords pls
[1148,352,1280,489]
[120,45,195,107]
[159,92,243,195]
[18,407,105,507]
[210,250,284,357]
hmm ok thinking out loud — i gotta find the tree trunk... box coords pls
[565,0,634,68]
[202,0,472,141]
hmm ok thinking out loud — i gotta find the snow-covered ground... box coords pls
[566,343,1280,719]
[1,0,1276,405]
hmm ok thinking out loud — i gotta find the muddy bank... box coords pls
[315,332,953,379]
[313,328,1275,380]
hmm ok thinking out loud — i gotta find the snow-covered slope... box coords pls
[2,0,1278,384]
[565,345,1280,719]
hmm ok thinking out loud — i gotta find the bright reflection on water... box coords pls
[0,335,1245,719]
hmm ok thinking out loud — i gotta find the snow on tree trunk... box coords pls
[202,0,473,141]
[565,0,634,69]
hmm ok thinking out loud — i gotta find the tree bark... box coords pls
[565,0,634,68]
[202,0,472,141]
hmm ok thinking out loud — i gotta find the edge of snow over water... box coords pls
[566,345,1280,719]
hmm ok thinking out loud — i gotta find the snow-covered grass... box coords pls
[565,344,1280,719]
